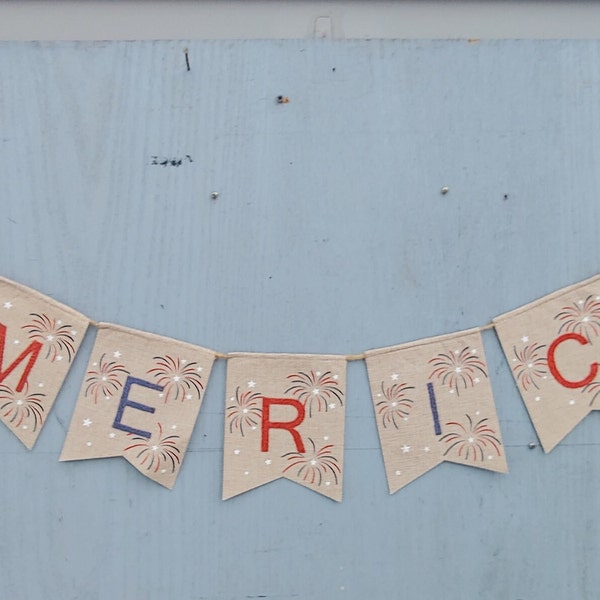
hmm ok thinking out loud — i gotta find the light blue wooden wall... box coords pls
[0,40,599,599]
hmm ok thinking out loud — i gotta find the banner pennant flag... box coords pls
[60,323,215,488]
[0,276,90,448]
[223,353,346,501]
[494,273,600,452]
[365,328,507,494]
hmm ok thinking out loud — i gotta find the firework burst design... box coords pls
[123,423,181,474]
[582,380,600,407]
[84,353,129,403]
[555,295,600,343]
[282,438,341,486]
[511,343,548,391]
[440,414,502,462]
[0,384,45,431]
[376,381,415,429]
[285,370,343,417]
[22,313,76,362]
[226,386,262,436]
[428,347,488,395]
[147,355,204,403]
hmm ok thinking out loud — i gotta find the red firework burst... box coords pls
[376,381,414,429]
[511,343,547,391]
[226,386,262,436]
[22,313,76,362]
[440,415,502,462]
[84,353,129,403]
[282,438,341,485]
[428,347,488,395]
[0,383,45,431]
[582,380,600,407]
[123,423,181,474]
[555,295,600,343]
[285,370,343,417]
[147,355,204,403]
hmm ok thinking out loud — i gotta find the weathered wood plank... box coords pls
[0,40,598,599]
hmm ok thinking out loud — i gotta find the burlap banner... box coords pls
[0,276,90,448]
[60,323,215,488]
[365,328,507,493]
[494,274,600,452]
[223,353,346,501]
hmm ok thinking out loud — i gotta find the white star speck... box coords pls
[521,336,529,343]
[424,446,430,452]
[186,394,192,400]
[56,355,63,361]
[569,399,576,405]
[248,380,256,388]
[401,444,411,453]
[391,373,399,381]
[3,302,12,309]
[234,449,240,455]
[329,403,336,409]
[109,433,116,439]
[83,418,92,427]
[265,459,272,465]
[113,351,122,358]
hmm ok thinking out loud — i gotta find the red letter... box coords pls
[0,323,42,391]
[261,398,305,453]
[548,332,598,388]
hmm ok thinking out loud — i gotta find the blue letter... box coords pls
[113,376,163,438]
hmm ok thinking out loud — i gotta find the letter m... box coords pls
[0,323,42,391]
